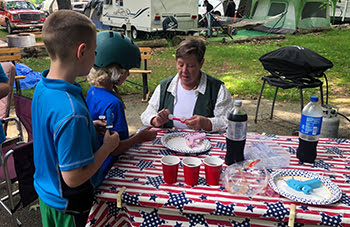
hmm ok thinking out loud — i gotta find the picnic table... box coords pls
[86,128,350,227]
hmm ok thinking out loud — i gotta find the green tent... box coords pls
[250,0,336,34]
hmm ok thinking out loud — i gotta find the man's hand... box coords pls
[185,115,212,131]
[93,120,106,137]
[151,109,171,127]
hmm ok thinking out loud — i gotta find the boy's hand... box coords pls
[93,120,107,137]
[136,126,157,143]
[151,109,170,127]
[103,130,120,152]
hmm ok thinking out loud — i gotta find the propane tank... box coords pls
[320,104,340,138]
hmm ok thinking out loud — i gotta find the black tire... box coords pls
[131,27,138,39]
[198,14,206,27]
[213,11,221,16]
[6,20,13,34]
[162,16,178,31]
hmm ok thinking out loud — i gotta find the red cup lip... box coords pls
[204,156,224,167]
[182,157,202,167]
[161,156,180,166]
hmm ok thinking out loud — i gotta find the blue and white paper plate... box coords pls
[161,132,211,154]
[269,169,342,205]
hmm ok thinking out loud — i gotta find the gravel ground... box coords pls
[123,94,350,139]
[0,94,349,227]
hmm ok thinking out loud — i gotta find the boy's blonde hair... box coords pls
[42,10,96,61]
[87,64,124,86]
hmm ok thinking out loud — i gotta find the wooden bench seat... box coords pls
[128,47,152,102]
[0,47,24,94]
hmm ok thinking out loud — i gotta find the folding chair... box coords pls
[13,94,32,142]
[0,141,35,226]
[0,94,36,226]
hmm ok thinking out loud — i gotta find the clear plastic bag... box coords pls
[221,159,269,196]
[244,135,290,169]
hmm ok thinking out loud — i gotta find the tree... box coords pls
[56,0,71,10]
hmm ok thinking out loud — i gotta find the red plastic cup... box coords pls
[183,157,202,186]
[204,156,224,185]
[161,156,180,184]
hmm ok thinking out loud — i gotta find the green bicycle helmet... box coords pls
[94,30,141,69]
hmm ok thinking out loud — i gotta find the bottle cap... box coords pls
[310,96,319,102]
[234,100,242,107]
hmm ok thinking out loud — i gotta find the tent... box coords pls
[249,0,337,34]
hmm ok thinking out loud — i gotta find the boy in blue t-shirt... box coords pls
[0,65,10,143]
[31,10,120,227]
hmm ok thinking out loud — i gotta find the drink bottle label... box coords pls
[227,121,247,140]
[300,114,322,136]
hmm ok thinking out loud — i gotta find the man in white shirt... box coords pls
[140,38,233,132]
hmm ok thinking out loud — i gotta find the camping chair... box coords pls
[0,62,17,137]
[0,94,36,226]
[254,46,333,123]
[13,94,32,142]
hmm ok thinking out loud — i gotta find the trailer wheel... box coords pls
[131,27,138,39]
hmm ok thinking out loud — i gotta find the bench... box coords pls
[128,47,152,102]
[0,47,25,95]
[0,48,25,94]
[0,47,25,147]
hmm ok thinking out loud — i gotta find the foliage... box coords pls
[18,29,350,103]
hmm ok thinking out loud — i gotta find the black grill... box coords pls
[259,46,333,79]
[19,13,41,21]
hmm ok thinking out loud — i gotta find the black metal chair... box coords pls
[254,46,333,123]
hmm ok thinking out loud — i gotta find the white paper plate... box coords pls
[161,132,211,154]
[269,169,342,205]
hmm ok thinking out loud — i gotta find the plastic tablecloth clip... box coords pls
[117,186,127,208]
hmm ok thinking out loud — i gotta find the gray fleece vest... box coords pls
[158,74,223,128]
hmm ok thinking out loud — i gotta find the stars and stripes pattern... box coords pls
[87,130,350,227]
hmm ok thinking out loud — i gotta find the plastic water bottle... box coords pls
[225,100,248,165]
[297,96,323,163]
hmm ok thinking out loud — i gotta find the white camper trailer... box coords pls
[330,0,350,23]
[101,0,199,39]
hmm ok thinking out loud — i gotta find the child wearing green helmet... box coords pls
[86,30,157,178]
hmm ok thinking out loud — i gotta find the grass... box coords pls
[5,27,350,103]
[125,29,350,103]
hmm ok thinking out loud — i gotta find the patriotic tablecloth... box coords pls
[86,129,350,227]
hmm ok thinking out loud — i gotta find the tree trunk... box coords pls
[21,44,48,58]
[222,34,285,44]
[56,0,72,10]
[171,36,208,46]
[297,26,333,34]
[135,39,168,48]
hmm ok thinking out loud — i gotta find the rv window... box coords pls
[104,0,111,5]
[116,0,123,6]
[302,2,327,18]
[267,2,287,16]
